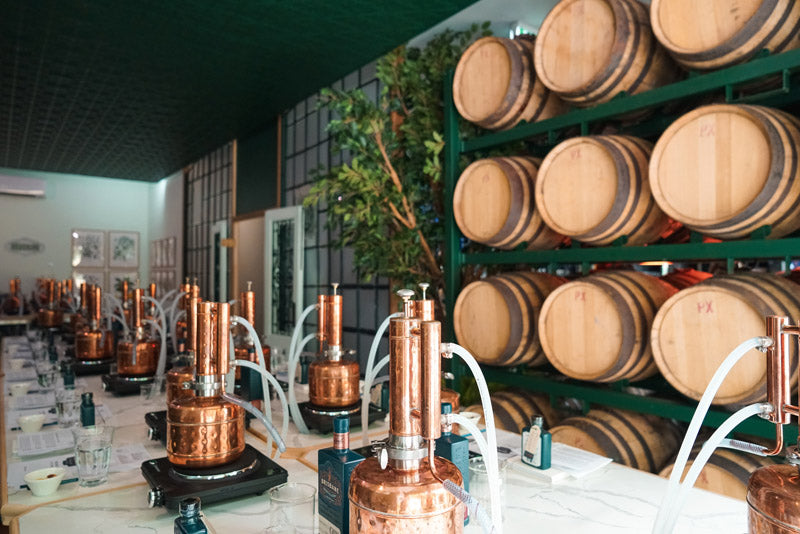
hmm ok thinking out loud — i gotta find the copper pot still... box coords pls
[3,277,23,315]
[167,301,245,469]
[38,279,63,327]
[309,284,361,408]
[349,289,464,533]
[117,288,158,376]
[76,286,111,361]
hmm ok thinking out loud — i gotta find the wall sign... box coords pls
[5,237,44,256]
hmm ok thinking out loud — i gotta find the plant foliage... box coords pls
[305,24,490,314]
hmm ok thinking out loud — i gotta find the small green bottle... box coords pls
[80,392,95,427]
[521,415,551,469]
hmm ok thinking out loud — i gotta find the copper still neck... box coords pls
[121,280,130,309]
[317,283,343,355]
[132,288,143,330]
[91,286,102,327]
[186,296,199,355]
[194,301,230,397]
[79,283,88,314]
[240,282,256,326]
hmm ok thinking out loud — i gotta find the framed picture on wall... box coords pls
[109,271,138,294]
[71,229,106,268]
[109,231,139,268]
[72,269,105,292]
[166,236,176,268]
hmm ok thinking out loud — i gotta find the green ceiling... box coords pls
[0,0,476,181]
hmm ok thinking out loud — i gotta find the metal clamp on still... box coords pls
[654,315,800,533]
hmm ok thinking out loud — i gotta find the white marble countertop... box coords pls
[2,336,749,533]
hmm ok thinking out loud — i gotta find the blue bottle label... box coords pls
[319,460,343,507]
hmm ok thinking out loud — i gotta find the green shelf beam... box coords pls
[460,48,800,154]
[481,367,798,443]
[463,237,800,266]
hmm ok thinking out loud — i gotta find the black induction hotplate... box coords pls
[141,444,288,510]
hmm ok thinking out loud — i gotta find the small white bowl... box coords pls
[9,358,28,371]
[9,382,32,397]
[24,467,65,497]
[18,413,45,433]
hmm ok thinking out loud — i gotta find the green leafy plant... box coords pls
[305,24,490,315]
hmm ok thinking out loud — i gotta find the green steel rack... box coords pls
[442,48,800,442]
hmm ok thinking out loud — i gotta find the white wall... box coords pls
[147,170,184,286]
[0,167,158,296]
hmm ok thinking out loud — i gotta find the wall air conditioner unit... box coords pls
[0,174,45,198]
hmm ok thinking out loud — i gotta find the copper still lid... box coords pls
[748,464,800,532]
[349,456,463,516]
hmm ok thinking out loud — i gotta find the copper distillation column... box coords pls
[37,279,63,327]
[234,281,271,375]
[167,301,245,468]
[175,280,198,354]
[116,288,158,377]
[167,295,199,404]
[2,277,23,315]
[349,289,464,533]
[76,286,111,361]
[70,282,89,332]
[309,283,360,408]
[745,316,800,533]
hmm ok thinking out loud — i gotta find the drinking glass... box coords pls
[36,361,58,387]
[468,456,508,525]
[56,388,83,427]
[264,482,316,533]
[72,426,114,487]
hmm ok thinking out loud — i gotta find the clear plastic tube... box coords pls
[361,354,390,446]
[231,316,273,419]
[288,332,317,433]
[442,479,495,534]
[452,413,489,463]
[653,336,771,534]
[286,304,318,434]
[659,402,771,534]
[442,342,502,534]
[142,296,168,377]
[234,359,290,459]
[221,392,286,453]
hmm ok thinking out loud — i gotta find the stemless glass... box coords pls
[264,482,317,534]
[72,426,114,487]
[469,456,508,526]
[56,388,83,427]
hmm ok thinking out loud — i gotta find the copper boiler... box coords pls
[167,301,245,468]
[309,284,360,408]
[117,288,158,377]
[76,286,111,361]
[349,289,463,533]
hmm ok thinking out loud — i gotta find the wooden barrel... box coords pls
[454,156,566,250]
[453,36,568,131]
[660,268,713,290]
[464,388,561,434]
[651,272,800,405]
[539,270,677,382]
[535,135,671,246]
[534,0,679,106]
[454,271,566,366]
[649,104,800,240]
[650,0,800,71]
[551,408,682,473]
[659,444,777,500]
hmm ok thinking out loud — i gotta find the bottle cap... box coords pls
[531,415,544,427]
[441,402,452,415]
[333,415,349,434]
[179,496,201,517]
[82,392,93,404]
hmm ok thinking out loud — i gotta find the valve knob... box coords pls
[418,282,429,299]
[331,282,340,295]
[396,289,415,300]
[147,487,164,508]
